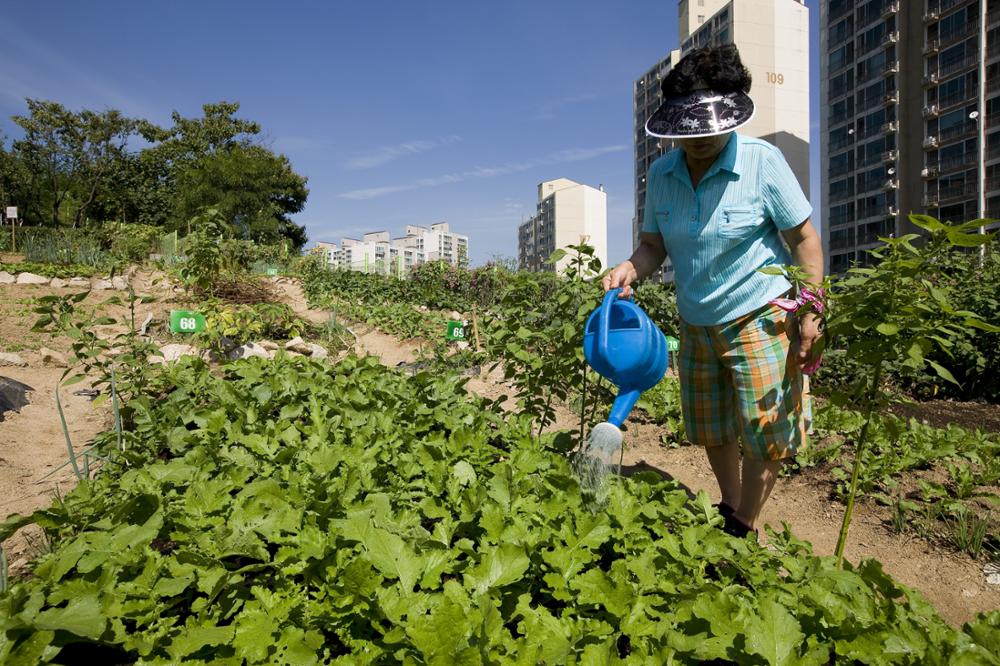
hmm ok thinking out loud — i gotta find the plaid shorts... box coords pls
[678,302,808,461]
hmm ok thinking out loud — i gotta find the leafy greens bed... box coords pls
[1,356,998,664]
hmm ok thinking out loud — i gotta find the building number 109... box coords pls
[766,72,785,85]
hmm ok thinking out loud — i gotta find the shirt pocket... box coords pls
[718,207,759,240]
[654,207,669,232]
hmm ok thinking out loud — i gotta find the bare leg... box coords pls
[733,457,782,530]
[703,440,742,508]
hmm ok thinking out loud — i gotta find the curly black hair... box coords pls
[660,44,752,98]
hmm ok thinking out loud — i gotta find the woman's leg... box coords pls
[704,439,742,508]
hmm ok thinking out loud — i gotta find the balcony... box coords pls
[885,92,899,105]
[938,181,979,201]
[922,72,940,87]
[881,60,900,77]
[882,1,899,18]
[939,153,977,172]
[937,121,978,143]
[938,89,968,110]
[883,179,899,191]
[923,104,940,118]
[880,121,899,134]
[990,6,1000,26]
[923,39,940,55]
[940,20,979,48]
[883,149,899,163]
[922,165,940,179]
[889,206,900,216]
[987,177,1000,192]
[928,0,970,13]
[885,31,900,45]
[935,54,981,80]
[924,10,939,22]
[923,136,939,149]
[923,195,940,208]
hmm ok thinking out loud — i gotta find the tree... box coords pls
[172,144,308,248]
[11,99,138,226]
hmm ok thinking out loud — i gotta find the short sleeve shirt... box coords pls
[641,133,812,326]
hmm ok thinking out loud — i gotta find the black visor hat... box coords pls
[645,89,755,139]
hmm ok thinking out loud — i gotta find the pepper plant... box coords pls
[763,215,1000,565]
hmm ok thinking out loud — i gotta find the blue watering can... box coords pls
[582,288,669,459]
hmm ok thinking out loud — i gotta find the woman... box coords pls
[604,45,823,537]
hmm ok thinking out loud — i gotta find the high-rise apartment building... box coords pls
[633,0,811,280]
[518,178,608,273]
[315,223,469,275]
[821,0,1000,275]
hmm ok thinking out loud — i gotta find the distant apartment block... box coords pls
[821,0,1000,275]
[634,0,811,280]
[315,222,469,276]
[518,178,608,274]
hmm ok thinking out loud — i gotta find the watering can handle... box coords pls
[599,288,625,359]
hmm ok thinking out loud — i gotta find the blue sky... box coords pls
[0,0,821,266]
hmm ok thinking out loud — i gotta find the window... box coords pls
[938,75,966,108]
[938,42,966,72]
[830,43,853,72]
[829,17,853,45]
[829,203,854,227]
[697,14,704,23]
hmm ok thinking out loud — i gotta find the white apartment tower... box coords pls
[315,223,469,276]
[633,0,811,279]
[518,178,608,274]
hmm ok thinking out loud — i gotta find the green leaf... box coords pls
[362,527,423,592]
[876,323,900,336]
[452,460,476,486]
[744,596,804,666]
[33,594,105,640]
[926,359,960,386]
[464,543,530,596]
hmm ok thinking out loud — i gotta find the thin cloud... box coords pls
[342,135,463,170]
[338,144,627,201]
[535,93,598,120]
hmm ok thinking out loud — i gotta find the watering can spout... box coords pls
[608,388,641,428]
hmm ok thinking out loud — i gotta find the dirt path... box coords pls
[0,367,109,570]
[244,279,1000,625]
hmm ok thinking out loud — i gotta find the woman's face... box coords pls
[678,132,731,163]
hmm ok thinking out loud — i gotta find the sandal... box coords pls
[713,502,757,539]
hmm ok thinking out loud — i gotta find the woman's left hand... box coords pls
[797,313,824,375]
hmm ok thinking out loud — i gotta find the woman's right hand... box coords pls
[602,261,638,298]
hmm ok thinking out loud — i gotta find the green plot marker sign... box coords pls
[170,310,206,334]
[666,336,680,352]
[445,320,467,341]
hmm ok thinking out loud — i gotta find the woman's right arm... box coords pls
[601,231,667,297]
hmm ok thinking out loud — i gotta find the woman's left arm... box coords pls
[781,219,824,370]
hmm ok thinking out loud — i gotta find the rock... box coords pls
[304,343,328,359]
[49,277,69,288]
[455,340,470,351]
[284,336,327,358]
[15,272,49,285]
[258,340,279,351]
[111,276,129,290]
[38,347,68,368]
[92,279,114,290]
[229,342,272,360]
[158,343,198,363]
[284,336,306,350]
[147,355,166,365]
[68,277,91,288]
[0,352,28,367]
[448,311,462,320]
[0,271,15,284]
[987,563,1000,586]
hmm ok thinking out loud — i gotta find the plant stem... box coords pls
[835,356,884,566]
[55,383,83,482]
